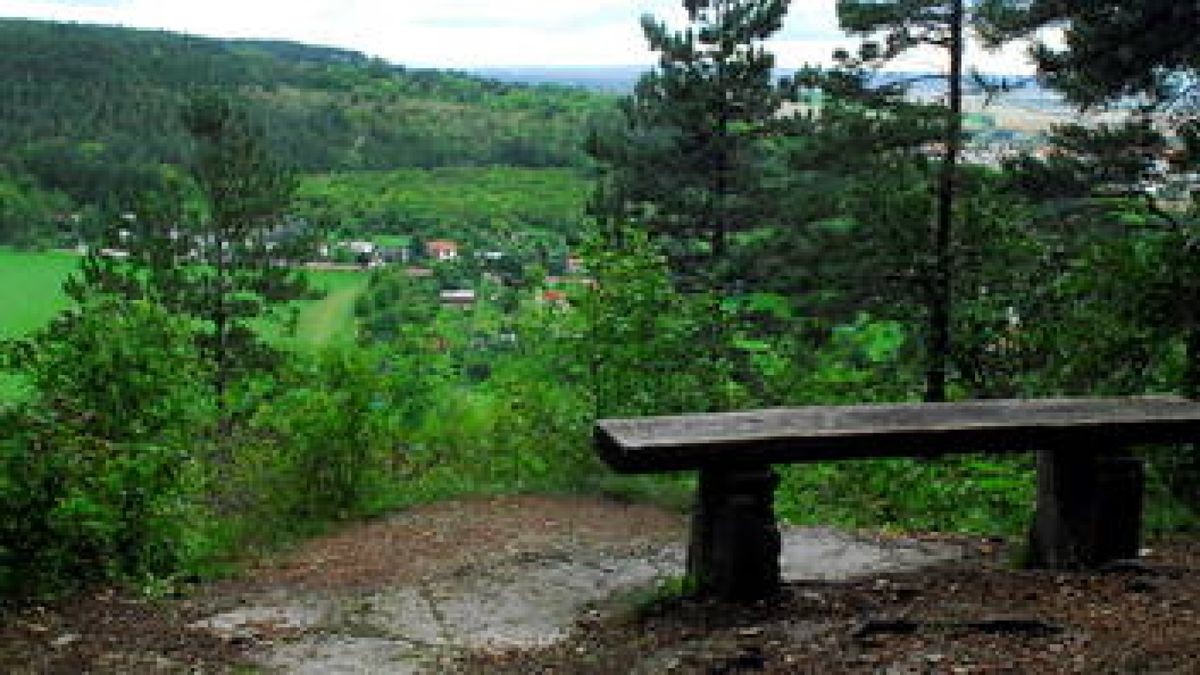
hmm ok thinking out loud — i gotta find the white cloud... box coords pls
[0,0,1042,72]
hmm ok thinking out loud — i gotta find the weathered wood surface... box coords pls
[596,396,1200,473]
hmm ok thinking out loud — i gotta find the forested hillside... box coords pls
[0,19,610,209]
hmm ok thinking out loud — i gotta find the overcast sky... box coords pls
[1,0,1043,73]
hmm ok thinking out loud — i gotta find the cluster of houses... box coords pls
[928,124,1200,203]
[327,236,591,310]
[88,221,592,313]
[431,249,592,310]
[321,237,460,267]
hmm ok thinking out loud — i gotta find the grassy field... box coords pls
[0,247,367,344]
[0,249,368,402]
[0,248,78,403]
[0,248,77,340]
[287,270,369,348]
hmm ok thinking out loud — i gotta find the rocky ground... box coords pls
[1,494,1196,673]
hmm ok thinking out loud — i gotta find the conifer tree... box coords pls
[69,92,316,421]
[836,0,972,402]
[977,0,1199,109]
[588,0,791,289]
[981,0,1200,395]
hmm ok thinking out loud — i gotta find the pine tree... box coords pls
[69,92,317,422]
[978,0,1199,109]
[779,64,1039,400]
[980,0,1200,513]
[836,0,975,402]
[588,0,791,289]
[982,0,1199,394]
[777,64,944,307]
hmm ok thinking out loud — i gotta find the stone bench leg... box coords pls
[1028,449,1144,569]
[687,466,781,601]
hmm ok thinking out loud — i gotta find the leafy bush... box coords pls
[581,223,745,417]
[231,346,406,528]
[6,294,214,443]
[0,415,210,598]
[777,456,1036,535]
[0,296,213,598]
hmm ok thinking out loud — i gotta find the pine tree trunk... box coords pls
[926,0,964,403]
[214,248,231,436]
[1186,318,1200,399]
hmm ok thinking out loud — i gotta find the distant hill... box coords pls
[469,66,649,93]
[472,65,1067,112]
[0,19,615,206]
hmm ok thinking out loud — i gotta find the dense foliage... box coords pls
[0,19,613,218]
[978,0,1200,108]
[0,174,72,247]
[588,0,790,287]
[2,6,1199,604]
[292,167,590,244]
[1,297,212,597]
[70,93,317,417]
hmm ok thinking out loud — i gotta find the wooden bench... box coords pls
[595,396,1200,601]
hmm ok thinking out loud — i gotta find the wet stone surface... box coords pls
[188,519,960,674]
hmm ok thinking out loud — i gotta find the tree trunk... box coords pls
[926,0,964,403]
[1186,323,1200,399]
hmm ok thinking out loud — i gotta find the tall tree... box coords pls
[981,0,1200,394]
[835,0,971,402]
[780,64,1040,400]
[977,1,1199,109]
[979,1,1200,514]
[776,66,944,314]
[588,0,791,289]
[69,92,316,420]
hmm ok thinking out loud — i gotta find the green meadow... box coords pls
[0,248,77,340]
[0,248,367,401]
[279,269,369,348]
[0,248,77,402]
[0,248,367,343]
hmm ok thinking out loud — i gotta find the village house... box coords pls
[426,239,459,262]
[439,289,476,308]
[379,246,410,264]
[565,254,585,275]
[344,241,377,256]
[539,289,569,308]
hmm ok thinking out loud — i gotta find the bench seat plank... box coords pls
[596,396,1200,473]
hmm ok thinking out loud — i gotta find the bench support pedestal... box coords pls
[1029,449,1144,568]
[688,466,781,601]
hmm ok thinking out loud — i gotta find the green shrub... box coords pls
[0,296,214,598]
[776,455,1036,535]
[231,346,406,529]
[6,295,214,443]
[0,417,209,598]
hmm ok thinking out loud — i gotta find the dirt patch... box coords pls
[1,495,1195,674]
[458,539,1200,674]
[184,496,961,673]
[196,495,692,672]
[0,588,244,674]
[230,493,686,591]
[0,494,686,673]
